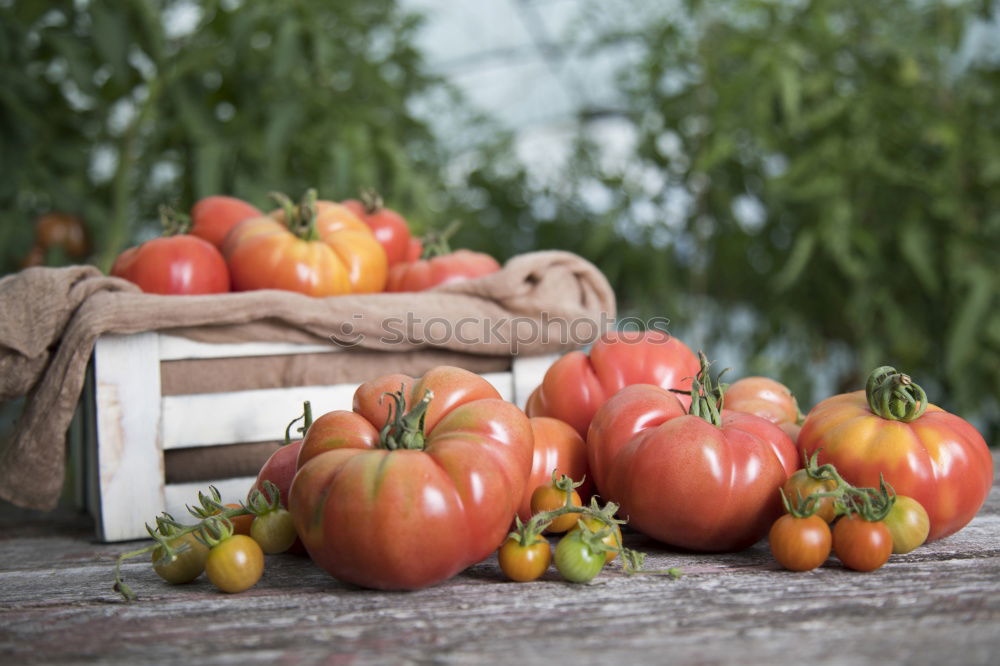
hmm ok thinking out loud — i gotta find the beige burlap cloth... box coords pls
[0,251,614,510]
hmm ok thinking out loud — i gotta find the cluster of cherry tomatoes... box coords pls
[115,482,298,599]
[109,189,500,296]
[498,475,632,584]
[771,455,931,572]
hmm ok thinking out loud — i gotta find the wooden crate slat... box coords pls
[93,333,165,542]
[159,334,340,361]
[510,353,558,408]
[160,384,359,449]
[159,371,516,449]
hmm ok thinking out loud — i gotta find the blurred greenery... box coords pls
[1,0,998,441]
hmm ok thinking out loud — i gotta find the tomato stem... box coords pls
[359,188,384,214]
[269,190,322,242]
[865,366,928,422]
[157,204,192,236]
[284,402,313,446]
[379,387,432,450]
[419,220,462,259]
[683,351,728,427]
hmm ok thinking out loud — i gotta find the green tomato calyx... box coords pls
[678,351,728,427]
[380,386,432,450]
[270,189,322,242]
[865,366,928,422]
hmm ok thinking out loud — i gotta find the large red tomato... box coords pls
[726,376,803,443]
[289,366,534,590]
[385,249,500,292]
[516,417,591,522]
[111,234,230,295]
[588,379,798,552]
[526,330,700,437]
[223,190,387,296]
[799,366,993,542]
[342,191,412,266]
[190,195,263,249]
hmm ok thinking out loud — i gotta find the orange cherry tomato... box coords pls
[832,515,892,572]
[769,514,832,571]
[782,469,839,523]
[530,482,582,533]
[497,535,551,582]
[516,417,591,522]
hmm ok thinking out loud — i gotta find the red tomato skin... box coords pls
[590,385,798,552]
[190,196,262,249]
[289,367,534,590]
[111,235,230,295]
[832,515,893,572]
[725,376,800,425]
[342,199,412,266]
[253,440,303,510]
[528,331,700,439]
[799,391,994,542]
[516,417,591,522]
[405,238,423,262]
[385,250,500,292]
[769,514,831,571]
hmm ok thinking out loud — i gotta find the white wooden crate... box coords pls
[75,332,555,542]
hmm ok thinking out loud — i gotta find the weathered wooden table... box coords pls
[2,460,998,665]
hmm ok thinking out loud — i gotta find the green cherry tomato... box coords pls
[768,514,832,572]
[570,515,622,563]
[205,534,265,593]
[554,530,606,583]
[884,495,930,554]
[151,532,209,584]
[498,535,551,582]
[250,509,297,554]
[530,483,582,533]
[832,515,893,572]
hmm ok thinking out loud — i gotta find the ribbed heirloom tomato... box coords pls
[289,366,534,590]
[223,189,387,296]
[799,366,993,542]
[526,330,700,438]
[587,356,798,551]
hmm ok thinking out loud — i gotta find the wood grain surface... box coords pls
[1,460,998,666]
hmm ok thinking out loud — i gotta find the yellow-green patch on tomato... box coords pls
[884,496,930,554]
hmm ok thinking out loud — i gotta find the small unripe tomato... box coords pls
[205,534,265,593]
[151,532,209,584]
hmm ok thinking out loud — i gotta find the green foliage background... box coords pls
[1,0,998,441]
